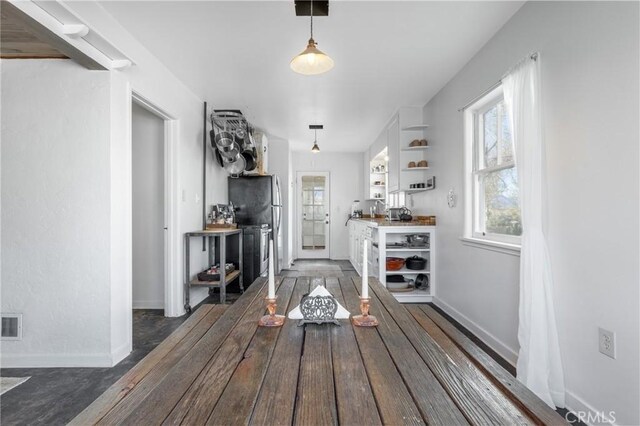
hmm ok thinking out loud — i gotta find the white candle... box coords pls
[268,239,275,299]
[362,239,369,299]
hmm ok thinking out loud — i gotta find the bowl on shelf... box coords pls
[386,274,410,290]
[417,160,428,168]
[408,161,417,168]
[386,257,405,271]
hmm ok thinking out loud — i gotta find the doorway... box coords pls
[297,172,330,259]
[132,102,166,310]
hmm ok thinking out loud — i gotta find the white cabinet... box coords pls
[363,151,370,200]
[373,107,430,195]
[348,219,374,275]
[386,116,400,193]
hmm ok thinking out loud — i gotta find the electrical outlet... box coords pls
[598,327,616,359]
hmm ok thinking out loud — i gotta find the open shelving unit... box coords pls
[369,147,388,202]
[377,225,435,303]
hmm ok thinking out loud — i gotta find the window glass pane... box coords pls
[303,236,314,248]
[303,206,314,220]
[314,176,326,190]
[314,221,325,235]
[313,190,324,204]
[483,105,498,168]
[482,167,521,236]
[302,220,313,235]
[314,206,324,220]
[301,176,314,189]
[302,190,313,205]
[499,102,514,164]
[314,235,325,247]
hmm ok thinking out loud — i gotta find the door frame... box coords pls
[131,91,180,317]
[296,171,331,259]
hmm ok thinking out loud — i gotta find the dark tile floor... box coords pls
[1,259,580,425]
[0,310,188,425]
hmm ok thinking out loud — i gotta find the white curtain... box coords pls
[502,55,565,408]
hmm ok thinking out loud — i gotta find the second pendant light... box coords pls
[310,124,323,153]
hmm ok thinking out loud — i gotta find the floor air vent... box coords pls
[1,314,22,340]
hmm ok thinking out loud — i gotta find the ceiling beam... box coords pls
[1,1,106,70]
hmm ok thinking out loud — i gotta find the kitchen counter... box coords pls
[352,218,435,228]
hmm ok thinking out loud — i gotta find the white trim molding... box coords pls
[433,296,519,366]
[459,236,521,256]
[2,352,116,368]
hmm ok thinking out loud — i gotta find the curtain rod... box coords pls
[457,52,538,112]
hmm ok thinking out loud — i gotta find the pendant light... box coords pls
[290,1,334,75]
[310,124,323,153]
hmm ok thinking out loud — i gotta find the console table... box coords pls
[183,229,243,312]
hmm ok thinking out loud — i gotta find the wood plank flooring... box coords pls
[74,276,566,425]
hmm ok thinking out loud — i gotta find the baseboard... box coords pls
[433,297,617,424]
[565,390,618,425]
[132,300,164,309]
[110,341,132,367]
[1,352,116,368]
[330,256,349,260]
[432,296,518,366]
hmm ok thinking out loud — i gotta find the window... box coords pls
[465,86,521,246]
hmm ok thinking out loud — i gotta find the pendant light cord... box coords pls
[310,0,314,39]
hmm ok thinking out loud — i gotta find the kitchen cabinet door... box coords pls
[387,116,400,193]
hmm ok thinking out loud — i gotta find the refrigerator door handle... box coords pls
[274,176,283,232]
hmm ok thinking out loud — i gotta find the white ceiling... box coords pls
[100,1,523,152]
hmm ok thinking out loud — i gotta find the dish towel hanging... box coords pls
[502,53,566,409]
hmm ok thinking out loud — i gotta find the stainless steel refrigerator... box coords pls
[228,175,283,286]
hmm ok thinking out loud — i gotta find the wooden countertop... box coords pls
[353,218,436,228]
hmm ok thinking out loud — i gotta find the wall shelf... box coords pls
[402,124,430,131]
[401,146,430,151]
[387,268,430,275]
[401,167,429,171]
[386,247,430,252]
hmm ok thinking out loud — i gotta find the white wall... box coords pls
[1,1,226,366]
[1,60,116,367]
[132,103,165,309]
[410,2,639,424]
[63,1,227,318]
[292,151,363,260]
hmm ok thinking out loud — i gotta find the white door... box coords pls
[297,172,330,259]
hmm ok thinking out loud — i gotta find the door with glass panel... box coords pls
[297,172,330,259]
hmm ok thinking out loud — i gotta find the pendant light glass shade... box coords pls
[311,141,320,153]
[291,38,334,75]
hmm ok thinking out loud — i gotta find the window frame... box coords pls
[464,85,521,247]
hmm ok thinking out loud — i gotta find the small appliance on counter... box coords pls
[388,208,402,221]
[206,203,237,229]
